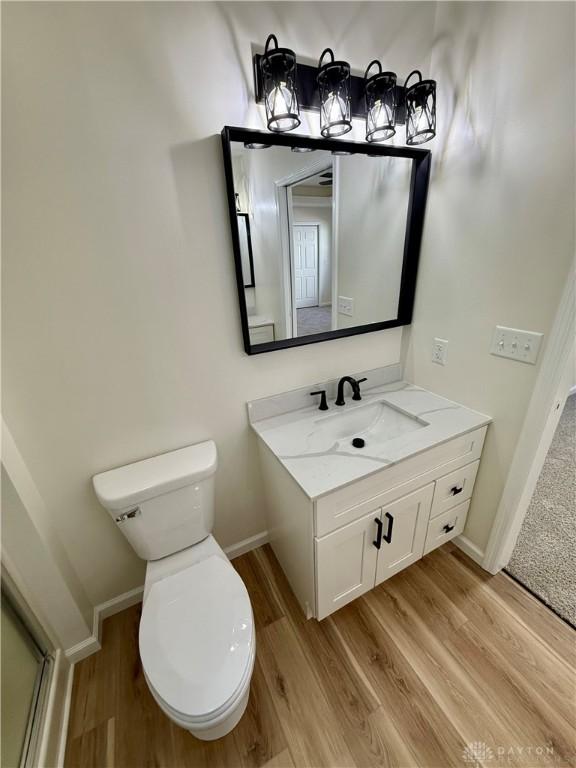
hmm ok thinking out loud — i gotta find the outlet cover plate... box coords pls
[338,296,354,317]
[432,338,448,365]
[490,326,543,364]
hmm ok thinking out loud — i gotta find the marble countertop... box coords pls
[248,370,491,499]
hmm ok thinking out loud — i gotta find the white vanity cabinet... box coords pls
[257,424,488,622]
[316,485,433,619]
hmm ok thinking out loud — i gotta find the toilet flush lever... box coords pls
[115,507,141,523]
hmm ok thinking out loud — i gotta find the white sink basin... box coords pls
[306,400,426,452]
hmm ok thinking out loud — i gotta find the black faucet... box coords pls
[335,376,367,406]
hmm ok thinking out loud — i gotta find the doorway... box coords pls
[505,391,576,626]
[285,164,335,337]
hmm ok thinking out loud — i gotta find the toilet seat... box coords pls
[139,555,254,721]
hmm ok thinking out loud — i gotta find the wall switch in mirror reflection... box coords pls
[432,338,448,365]
[338,296,354,317]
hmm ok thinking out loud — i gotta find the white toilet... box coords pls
[92,441,255,741]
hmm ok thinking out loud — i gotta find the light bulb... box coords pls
[267,81,299,131]
[325,92,346,124]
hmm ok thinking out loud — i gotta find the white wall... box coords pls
[336,155,411,328]
[404,1,575,551]
[292,202,333,307]
[2,1,428,607]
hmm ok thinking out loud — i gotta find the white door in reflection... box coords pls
[293,225,318,308]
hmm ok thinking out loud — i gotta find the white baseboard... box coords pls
[64,634,101,663]
[454,534,486,566]
[95,585,144,635]
[569,384,576,396]
[224,530,269,560]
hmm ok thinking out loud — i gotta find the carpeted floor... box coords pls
[297,305,332,336]
[506,393,576,626]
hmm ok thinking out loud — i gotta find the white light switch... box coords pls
[432,338,448,365]
[338,296,354,317]
[490,326,543,364]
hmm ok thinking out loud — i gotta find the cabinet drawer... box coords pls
[315,427,486,537]
[431,460,479,519]
[423,500,470,555]
[249,324,275,344]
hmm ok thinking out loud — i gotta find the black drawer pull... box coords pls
[443,523,455,534]
[383,512,394,544]
[373,518,383,549]
[450,485,463,496]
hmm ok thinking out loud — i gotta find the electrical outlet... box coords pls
[432,338,448,365]
[338,296,354,316]
[490,326,543,364]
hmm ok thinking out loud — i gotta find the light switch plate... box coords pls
[432,338,448,365]
[490,326,543,364]
[338,296,354,316]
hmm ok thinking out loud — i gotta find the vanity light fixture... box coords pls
[364,60,397,143]
[244,141,271,149]
[317,48,352,138]
[291,146,315,153]
[404,70,436,145]
[260,34,301,133]
[253,37,437,146]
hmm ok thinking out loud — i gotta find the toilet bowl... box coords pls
[92,441,255,740]
[139,549,255,740]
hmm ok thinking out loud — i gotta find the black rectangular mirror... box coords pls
[221,126,431,355]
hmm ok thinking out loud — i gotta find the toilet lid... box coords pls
[139,556,254,718]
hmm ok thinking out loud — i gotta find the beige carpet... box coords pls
[297,305,332,336]
[506,393,576,626]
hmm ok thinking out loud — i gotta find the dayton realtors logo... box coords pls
[462,742,557,766]
[462,742,494,767]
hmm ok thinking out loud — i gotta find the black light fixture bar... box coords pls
[254,54,406,125]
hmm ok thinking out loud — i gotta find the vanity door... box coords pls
[374,484,433,586]
[315,510,381,620]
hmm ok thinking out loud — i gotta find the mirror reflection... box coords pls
[231,143,412,346]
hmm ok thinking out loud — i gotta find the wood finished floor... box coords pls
[65,543,576,768]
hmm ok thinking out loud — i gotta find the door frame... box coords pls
[274,160,334,338]
[483,264,575,573]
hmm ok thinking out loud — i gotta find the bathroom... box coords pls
[1,1,574,766]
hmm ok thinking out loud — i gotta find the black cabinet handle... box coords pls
[383,512,394,543]
[373,517,383,549]
[443,523,455,534]
[310,390,328,411]
[450,485,463,496]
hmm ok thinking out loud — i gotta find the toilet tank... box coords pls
[92,441,217,561]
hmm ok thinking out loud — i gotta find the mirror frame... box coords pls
[237,213,255,288]
[221,126,431,355]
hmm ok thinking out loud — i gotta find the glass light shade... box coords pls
[405,70,436,145]
[261,35,300,133]
[364,61,396,143]
[317,48,352,138]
